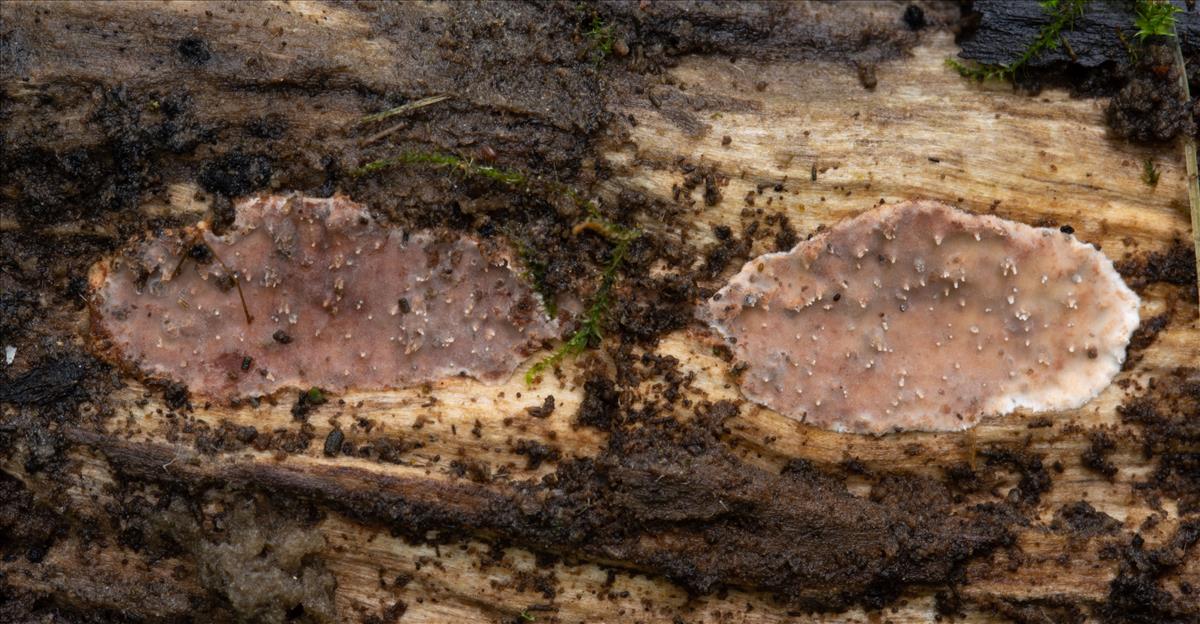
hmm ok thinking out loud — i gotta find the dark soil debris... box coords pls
[1082,430,1119,480]
[1051,501,1122,538]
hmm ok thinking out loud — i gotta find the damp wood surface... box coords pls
[2,2,1199,623]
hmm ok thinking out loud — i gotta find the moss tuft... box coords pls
[525,213,638,385]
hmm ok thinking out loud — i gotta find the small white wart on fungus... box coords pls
[91,194,557,400]
[703,200,1141,434]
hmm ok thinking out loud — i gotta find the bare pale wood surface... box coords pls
[2,2,1198,622]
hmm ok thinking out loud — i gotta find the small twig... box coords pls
[1060,33,1078,61]
[1170,29,1200,306]
[210,249,255,326]
[171,232,254,325]
[358,94,452,125]
[359,120,409,147]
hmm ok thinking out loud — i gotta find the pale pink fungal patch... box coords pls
[703,200,1140,434]
[91,194,556,399]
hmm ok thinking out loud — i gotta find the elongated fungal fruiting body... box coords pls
[90,194,557,400]
[703,200,1141,434]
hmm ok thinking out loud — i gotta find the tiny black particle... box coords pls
[903,4,926,30]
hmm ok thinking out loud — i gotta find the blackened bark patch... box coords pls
[0,471,65,567]
[246,114,287,140]
[612,271,697,343]
[605,1,951,66]
[176,37,211,65]
[77,403,1015,613]
[1150,453,1200,517]
[0,290,37,342]
[198,151,273,197]
[1107,44,1193,144]
[957,1,1200,97]
[145,378,190,412]
[1125,313,1170,371]
[979,447,1052,506]
[1118,368,1200,457]
[5,87,216,227]
[0,356,90,406]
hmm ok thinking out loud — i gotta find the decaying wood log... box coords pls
[2,2,1198,623]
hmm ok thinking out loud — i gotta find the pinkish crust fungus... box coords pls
[90,194,557,400]
[703,200,1141,434]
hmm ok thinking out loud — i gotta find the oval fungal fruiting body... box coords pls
[90,194,557,400]
[703,200,1141,434]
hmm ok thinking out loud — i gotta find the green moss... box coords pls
[584,15,614,64]
[525,215,638,385]
[349,151,526,186]
[1143,158,1161,187]
[1134,0,1182,41]
[305,387,326,405]
[512,237,558,318]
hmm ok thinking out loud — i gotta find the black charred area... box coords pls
[956,1,1199,143]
